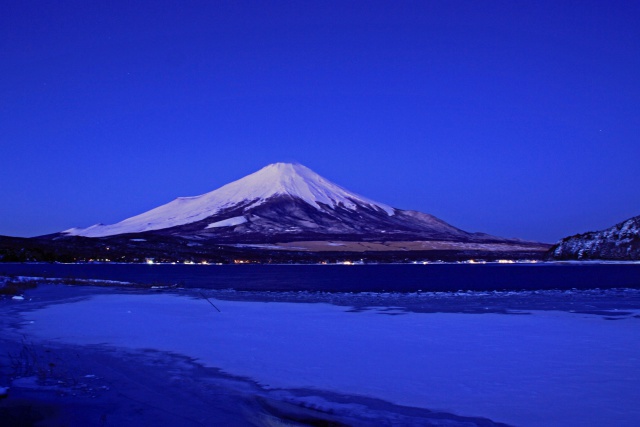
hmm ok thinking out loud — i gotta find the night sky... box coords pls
[2,1,638,242]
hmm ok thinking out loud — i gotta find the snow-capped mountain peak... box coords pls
[211,163,394,214]
[65,163,394,238]
[58,162,544,248]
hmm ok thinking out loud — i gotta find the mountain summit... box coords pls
[62,163,537,247]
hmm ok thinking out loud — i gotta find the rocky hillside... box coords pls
[549,215,640,260]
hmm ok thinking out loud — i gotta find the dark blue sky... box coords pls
[1,1,638,242]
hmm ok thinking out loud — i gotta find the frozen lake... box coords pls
[12,286,640,426]
[2,263,640,425]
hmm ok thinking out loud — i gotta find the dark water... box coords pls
[1,262,640,292]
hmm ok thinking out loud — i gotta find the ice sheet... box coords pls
[20,293,640,426]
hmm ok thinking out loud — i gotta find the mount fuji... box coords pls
[60,162,533,249]
[64,163,394,239]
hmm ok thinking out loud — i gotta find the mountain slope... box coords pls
[61,163,537,246]
[64,163,393,238]
[549,215,640,260]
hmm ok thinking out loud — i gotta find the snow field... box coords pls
[21,293,640,427]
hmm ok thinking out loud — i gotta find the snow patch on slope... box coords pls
[65,163,394,238]
[206,216,248,229]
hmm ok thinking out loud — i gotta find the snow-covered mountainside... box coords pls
[550,215,640,260]
[65,163,392,237]
[62,163,531,245]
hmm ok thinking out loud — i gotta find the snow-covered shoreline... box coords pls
[6,285,640,427]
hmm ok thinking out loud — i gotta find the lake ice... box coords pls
[20,291,640,427]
